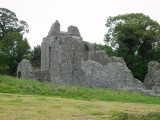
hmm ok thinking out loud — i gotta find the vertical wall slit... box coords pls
[49,46,51,70]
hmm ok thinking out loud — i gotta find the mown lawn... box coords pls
[0,93,160,120]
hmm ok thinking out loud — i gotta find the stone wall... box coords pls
[144,61,160,90]
[81,60,144,90]
[30,70,50,82]
[17,59,50,81]
[17,59,32,79]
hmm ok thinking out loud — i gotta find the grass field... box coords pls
[0,75,160,104]
[0,93,160,120]
[0,75,160,120]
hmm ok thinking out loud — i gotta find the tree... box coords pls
[0,32,31,74]
[0,8,31,75]
[0,7,29,40]
[31,45,41,68]
[105,13,160,81]
[94,43,117,56]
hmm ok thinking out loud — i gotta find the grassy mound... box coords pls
[0,75,160,104]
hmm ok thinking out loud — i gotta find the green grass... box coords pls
[0,93,160,120]
[110,112,160,120]
[0,75,160,104]
[0,75,160,119]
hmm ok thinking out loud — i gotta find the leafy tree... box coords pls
[105,13,160,81]
[0,7,31,75]
[31,45,41,68]
[0,32,31,74]
[0,7,29,40]
[94,43,117,56]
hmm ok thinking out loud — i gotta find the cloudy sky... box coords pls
[1,0,160,48]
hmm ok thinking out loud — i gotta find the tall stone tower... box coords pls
[41,20,87,85]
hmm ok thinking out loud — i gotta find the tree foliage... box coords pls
[105,13,160,81]
[0,32,31,74]
[0,8,29,40]
[94,43,117,56]
[31,45,41,68]
[0,8,31,75]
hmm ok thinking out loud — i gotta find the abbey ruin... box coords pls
[17,20,160,96]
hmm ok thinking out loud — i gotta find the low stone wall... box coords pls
[81,60,144,90]
[30,70,50,82]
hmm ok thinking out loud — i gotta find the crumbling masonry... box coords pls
[17,20,160,95]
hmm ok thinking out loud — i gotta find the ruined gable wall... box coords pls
[17,59,33,79]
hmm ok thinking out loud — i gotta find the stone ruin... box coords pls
[17,20,160,96]
[17,59,32,79]
[144,61,160,90]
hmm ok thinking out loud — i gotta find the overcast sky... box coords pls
[1,0,160,48]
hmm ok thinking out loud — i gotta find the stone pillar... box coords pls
[48,20,60,36]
